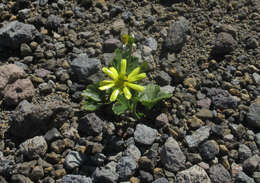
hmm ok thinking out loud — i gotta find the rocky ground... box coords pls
[0,0,260,183]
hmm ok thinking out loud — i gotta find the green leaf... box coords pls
[139,84,172,110]
[112,95,129,115]
[82,100,102,111]
[111,49,123,72]
[81,84,102,102]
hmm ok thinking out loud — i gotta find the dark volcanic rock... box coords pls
[199,140,219,160]
[78,113,104,136]
[10,100,73,140]
[0,21,42,49]
[247,103,260,130]
[212,32,237,55]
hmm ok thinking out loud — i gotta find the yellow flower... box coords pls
[99,59,146,102]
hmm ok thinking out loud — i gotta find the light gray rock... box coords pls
[185,126,211,148]
[92,161,119,183]
[0,21,41,49]
[116,156,137,180]
[19,136,48,159]
[164,17,190,52]
[236,171,255,183]
[160,137,186,172]
[152,177,169,183]
[71,54,101,83]
[134,124,157,145]
[209,164,231,183]
[62,174,93,183]
[238,144,252,161]
[123,144,141,162]
[144,37,158,51]
[175,165,211,183]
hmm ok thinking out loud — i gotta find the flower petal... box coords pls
[120,59,127,77]
[109,67,119,79]
[128,73,146,82]
[100,80,114,86]
[110,88,120,102]
[125,82,145,92]
[99,83,115,90]
[128,67,140,79]
[102,67,118,80]
[123,87,132,100]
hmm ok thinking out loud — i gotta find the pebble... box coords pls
[64,151,85,170]
[160,137,186,172]
[212,32,237,55]
[152,177,169,183]
[78,113,104,136]
[185,126,211,148]
[247,103,260,130]
[175,165,211,183]
[199,140,219,160]
[209,164,231,183]
[0,21,42,49]
[44,128,62,142]
[236,171,256,183]
[134,124,157,145]
[19,136,48,159]
[117,156,137,181]
[103,38,121,53]
[238,144,252,161]
[164,17,191,52]
[93,161,119,183]
[123,144,141,162]
[70,54,101,83]
[62,174,93,183]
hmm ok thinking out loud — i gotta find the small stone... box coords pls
[93,161,118,183]
[253,73,260,85]
[247,103,260,130]
[183,77,198,89]
[117,156,137,181]
[196,109,213,119]
[134,124,157,145]
[238,144,252,161]
[231,162,243,177]
[54,168,66,179]
[212,32,237,55]
[155,113,169,127]
[253,172,260,183]
[175,165,211,183]
[185,126,211,148]
[164,17,190,52]
[20,43,32,56]
[44,128,62,142]
[144,37,157,52]
[112,19,125,34]
[11,174,33,183]
[160,137,186,172]
[103,38,121,53]
[62,174,92,183]
[64,151,85,170]
[19,136,48,159]
[256,133,260,146]
[123,144,141,162]
[243,155,260,173]
[3,78,35,106]
[152,177,169,183]
[139,170,153,183]
[71,54,101,83]
[155,71,172,86]
[78,113,104,136]
[199,140,219,160]
[0,21,42,49]
[209,164,231,183]
[30,166,44,180]
[236,171,256,183]
[46,15,61,30]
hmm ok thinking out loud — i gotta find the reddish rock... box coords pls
[0,64,25,90]
[3,79,35,106]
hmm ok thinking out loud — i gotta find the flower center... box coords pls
[115,76,127,89]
